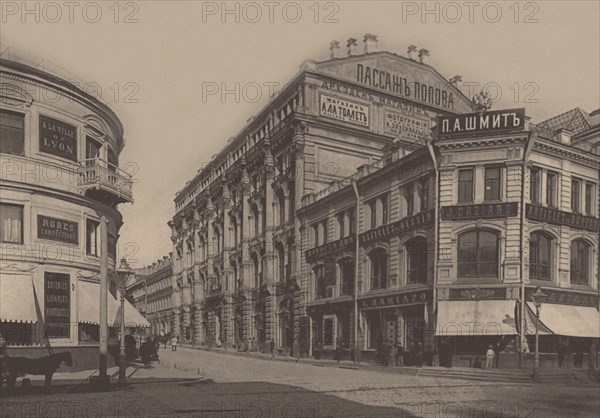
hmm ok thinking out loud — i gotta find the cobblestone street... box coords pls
[133,346,600,417]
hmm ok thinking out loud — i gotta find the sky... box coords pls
[1,0,599,267]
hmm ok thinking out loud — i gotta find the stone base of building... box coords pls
[5,345,117,372]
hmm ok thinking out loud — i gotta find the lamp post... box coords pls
[116,257,133,386]
[531,287,548,382]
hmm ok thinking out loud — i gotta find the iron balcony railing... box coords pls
[78,158,133,202]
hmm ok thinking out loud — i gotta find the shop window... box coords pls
[484,166,501,201]
[79,323,99,343]
[367,316,380,349]
[529,232,553,280]
[530,167,540,203]
[457,229,499,278]
[323,316,336,347]
[85,220,99,256]
[585,183,594,215]
[571,178,581,212]
[1,322,36,346]
[546,171,558,207]
[458,168,474,203]
[0,203,23,244]
[369,248,388,290]
[406,237,428,284]
[0,110,24,156]
[570,239,591,285]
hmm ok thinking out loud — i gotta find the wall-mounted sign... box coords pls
[44,272,70,338]
[437,108,525,138]
[449,288,507,301]
[441,203,518,220]
[37,215,78,244]
[525,204,599,232]
[306,236,355,264]
[39,115,77,161]
[384,110,431,141]
[319,94,369,127]
[359,209,434,245]
[524,287,598,307]
[359,289,431,309]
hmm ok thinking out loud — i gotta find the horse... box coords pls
[1,351,72,389]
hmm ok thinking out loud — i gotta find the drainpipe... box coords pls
[351,179,360,365]
[520,127,538,368]
[425,139,439,358]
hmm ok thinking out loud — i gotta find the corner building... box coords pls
[0,52,143,370]
[170,35,473,355]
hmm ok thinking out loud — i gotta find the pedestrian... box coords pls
[270,339,275,359]
[485,345,495,368]
[395,342,404,367]
[171,336,178,352]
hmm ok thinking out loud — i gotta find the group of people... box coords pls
[382,341,427,367]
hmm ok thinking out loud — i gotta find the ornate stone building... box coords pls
[169,35,473,355]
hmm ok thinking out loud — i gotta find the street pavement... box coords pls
[1,346,598,417]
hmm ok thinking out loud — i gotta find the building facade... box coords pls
[128,255,174,337]
[169,35,473,355]
[0,51,144,370]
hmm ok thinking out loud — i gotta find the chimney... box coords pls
[363,33,378,54]
[407,45,418,60]
[329,40,342,59]
[557,128,573,145]
[346,38,359,56]
[418,48,430,64]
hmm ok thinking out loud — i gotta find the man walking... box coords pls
[485,345,495,368]
[171,336,178,352]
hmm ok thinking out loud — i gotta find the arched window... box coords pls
[458,229,499,278]
[251,253,261,288]
[406,237,428,284]
[338,257,354,295]
[570,239,591,285]
[369,248,388,290]
[529,232,553,280]
[277,189,286,225]
[275,242,285,282]
[251,204,260,237]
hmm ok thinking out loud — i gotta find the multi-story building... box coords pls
[300,107,599,367]
[169,35,473,355]
[0,50,146,370]
[127,255,174,337]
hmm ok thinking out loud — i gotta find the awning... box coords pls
[436,300,518,336]
[526,302,600,338]
[0,275,38,323]
[78,281,149,328]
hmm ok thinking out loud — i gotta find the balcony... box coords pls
[78,158,133,204]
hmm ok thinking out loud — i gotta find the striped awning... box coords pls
[0,274,38,323]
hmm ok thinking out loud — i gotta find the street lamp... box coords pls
[530,287,548,382]
[116,257,133,386]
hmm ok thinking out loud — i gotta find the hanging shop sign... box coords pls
[384,110,431,141]
[437,108,525,138]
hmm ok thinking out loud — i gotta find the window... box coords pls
[369,248,388,290]
[277,189,286,225]
[405,184,414,216]
[406,237,428,284]
[85,136,101,161]
[419,177,429,211]
[337,213,345,239]
[86,220,99,256]
[0,203,23,244]
[348,209,356,235]
[529,232,552,280]
[314,265,326,299]
[458,168,474,203]
[369,200,377,229]
[546,172,557,207]
[339,258,354,295]
[484,166,501,201]
[0,110,24,156]
[323,316,336,347]
[530,168,540,203]
[252,253,261,287]
[381,195,389,224]
[458,229,499,278]
[585,183,594,215]
[570,240,591,285]
[312,224,319,247]
[321,220,328,244]
[571,179,581,212]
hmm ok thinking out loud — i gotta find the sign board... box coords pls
[359,209,434,245]
[441,203,519,220]
[437,108,526,138]
[305,236,355,263]
[359,289,431,309]
[44,272,70,338]
[449,288,507,301]
[37,215,78,244]
[384,110,431,141]
[39,115,77,161]
[319,94,369,127]
[526,204,599,232]
[524,287,598,307]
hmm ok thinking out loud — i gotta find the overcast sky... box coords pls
[2,1,599,267]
